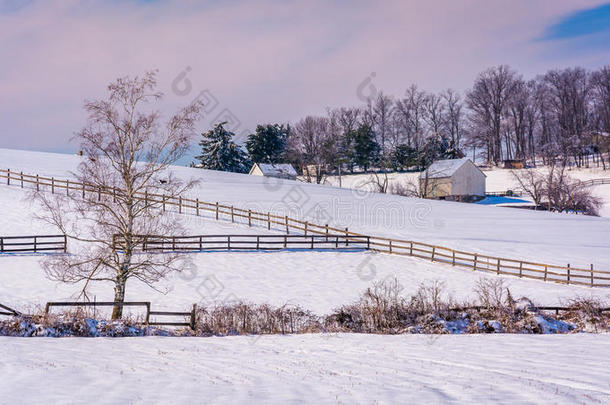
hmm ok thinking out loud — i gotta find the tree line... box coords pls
[194,64,610,178]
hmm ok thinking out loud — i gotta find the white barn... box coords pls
[249,163,297,180]
[419,158,486,199]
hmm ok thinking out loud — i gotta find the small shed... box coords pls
[249,163,297,180]
[503,159,524,169]
[419,158,486,199]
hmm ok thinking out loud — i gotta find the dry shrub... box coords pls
[474,278,507,308]
[194,302,321,336]
[0,308,160,337]
[558,297,609,332]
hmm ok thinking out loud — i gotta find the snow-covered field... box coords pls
[326,165,610,217]
[1,149,610,313]
[2,148,610,404]
[1,334,610,404]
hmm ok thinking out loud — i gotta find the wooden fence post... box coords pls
[163,195,166,212]
[311,235,314,249]
[66,179,70,196]
[231,206,235,223]
[304,222,308,236]
[82,182,85,198]
[248,210,252,227]
[36,175,39,192]
[389,240,393,254]
[473,254,478,271]
[196,199,199,216]
[228,235,231,250]
[284,235,287,248]
[98,186,101,201]
[452,250,455,266]
[567,264,571,285]
[409,241,413,256]
[256,235,260,250]
[190,304,197,330]
[544,265,548,281]
[20,171,23,188]
[51,177,55,194]
[285,216,289,234]
[267,213,271,230]
[431,246,435,262]
[325,224,329,241]
[345,228,349,247]
[179,197,182,214]
[590,264,594,287]
[496,258,501,275]
[519,261,523,278]
[33,236,37,253]
[6,169,9,185]
[216,202,219,220]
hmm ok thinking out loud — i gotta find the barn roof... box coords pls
[419,158,483,179]
[251,163,297,177]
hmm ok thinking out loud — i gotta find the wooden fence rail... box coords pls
[0,302,21,317]
[580,178,610,187]
[0,235,66,254]
[113,234,371,252]
[2,168,609,287]
[44,301,197,329]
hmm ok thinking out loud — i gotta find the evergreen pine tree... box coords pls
[245,124,288,163]
[194,122,250,173]
[353,124,379,172]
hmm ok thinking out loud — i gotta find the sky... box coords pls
[1,0,610,164]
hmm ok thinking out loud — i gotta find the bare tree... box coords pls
[424,92,445,136]
[442,89,464,151]
[35,71,203,319]
[466,65,519,165]
[511,169,545,208]
[372,92,394,158]
[396,85,427,150]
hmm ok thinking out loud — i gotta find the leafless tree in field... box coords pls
[511,169,545,208]
[34,71,203,319]
[466,65,519,165]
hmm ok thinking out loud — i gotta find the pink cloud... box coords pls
[0,0,608,152]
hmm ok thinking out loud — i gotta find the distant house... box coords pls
[503,159,524,169]
[419,158,486,199]
[249,163,297,180]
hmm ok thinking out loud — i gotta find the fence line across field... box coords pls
[113,234,371,252]
[0,234,67,254]
[2,168,609,287]
[44,301,197,330]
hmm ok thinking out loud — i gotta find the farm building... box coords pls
[503,159,524,169]
[419,158,486,199]
[249,163,297,180]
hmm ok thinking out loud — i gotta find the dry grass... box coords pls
[2,278,609,336]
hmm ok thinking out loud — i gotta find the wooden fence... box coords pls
[114,234,371,252]
[580,178,610,187]
[44,301,197,329]
[2,168,610,287]
[0,302,21,317]
[0,235,66,253]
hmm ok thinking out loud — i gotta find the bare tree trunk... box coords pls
[112,274,128,319]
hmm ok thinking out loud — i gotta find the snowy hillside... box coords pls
[2,334,610,404]
[2,148,610,269]
[1,148,610,314]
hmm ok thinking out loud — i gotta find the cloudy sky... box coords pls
[1,0,610,162]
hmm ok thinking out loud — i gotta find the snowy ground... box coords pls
[2,148,610,271]
[1,334,610,404]
[2,149,610,403]
[326,165,610,217]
